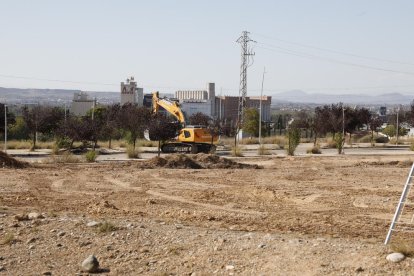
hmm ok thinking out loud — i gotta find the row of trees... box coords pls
[242,102,414,154]
[1,103,184,152]
[2,102,414,153]
[0,103,222,153]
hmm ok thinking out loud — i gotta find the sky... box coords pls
[1,0,414,96]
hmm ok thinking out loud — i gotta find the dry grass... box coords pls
[231,145,244,157]
[390,240,414,257]
[241,138,260,145]
[2,140,55,150]
[97,221,117,233]
[127,146,141,159]
[138,140,158,147]
[306,145,322,154]
[257,145,271,155]
[44,152,81,163]
[1,233,17,245]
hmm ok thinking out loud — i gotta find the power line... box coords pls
[0,73,212,91]
[0,73,118,87]
[253,32,414,66]
[256,43,414,76]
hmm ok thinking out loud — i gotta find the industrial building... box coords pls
[174,82,271,127]
[120,77,143,106]
[215,95,272,126]
[175,83,216,118]
[71,92,95,116]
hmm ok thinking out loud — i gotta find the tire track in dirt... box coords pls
[103,176,142,191]
[146,189,265,215]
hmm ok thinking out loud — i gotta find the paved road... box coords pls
[5,143,414,163]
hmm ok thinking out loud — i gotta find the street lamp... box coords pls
[4,104,7,153]
[396,105,400,145]
[259,67,266,145]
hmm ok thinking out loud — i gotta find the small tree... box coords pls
[22,105,64,150]
[369,116,382,146]
[118,104,150,150]
[189,112,211,126]
[383,125,396,138]
[286,127,300,156]
[147,113,181,156]
[335,132,345,154]
[243,108,262,137]
[0,103,16,139]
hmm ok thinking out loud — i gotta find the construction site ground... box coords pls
[1,147,414,275]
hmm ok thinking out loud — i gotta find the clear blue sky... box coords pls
[1,0,414,96]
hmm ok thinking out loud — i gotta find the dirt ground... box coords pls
[1,153,414,275]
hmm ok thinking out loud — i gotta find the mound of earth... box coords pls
[140,153,261,169]
[0,151,29,168]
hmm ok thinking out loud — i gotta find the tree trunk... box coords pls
[371,130,374,147]
[158,140,161,157]
[32,131,36,151]
[108,138,112,149]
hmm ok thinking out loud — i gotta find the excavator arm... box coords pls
[152,91,186,125]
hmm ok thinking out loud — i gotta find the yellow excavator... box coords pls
[147,91,218,153]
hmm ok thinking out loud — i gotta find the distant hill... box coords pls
[271,90,414,105]
[0,87,119,105]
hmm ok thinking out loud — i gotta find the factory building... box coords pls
[215,95,272,125]
[120,76,143,106]
[71,92,95,116]
[175,83,216,118]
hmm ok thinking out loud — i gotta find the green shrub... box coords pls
[85,150,98,162]
[286,128,300,156]
[335,132,344,154]
[55,137,72,149]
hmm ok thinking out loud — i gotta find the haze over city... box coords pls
[1,0,414,96]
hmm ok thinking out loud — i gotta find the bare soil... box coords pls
[1,154,414,275]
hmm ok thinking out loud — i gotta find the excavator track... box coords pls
[161,143,216,154]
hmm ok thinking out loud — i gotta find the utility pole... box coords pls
[236,31,255,141]
[92,97,96,120]
[396,106,400,145]
[342,105,345,154]
[4,104,7,153]
[259,67,266,145]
